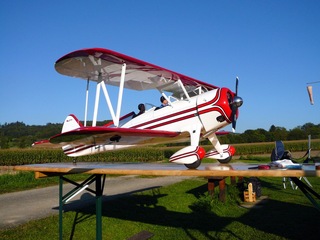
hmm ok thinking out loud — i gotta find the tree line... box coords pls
[218,123,320,145]
[0,121,319,149]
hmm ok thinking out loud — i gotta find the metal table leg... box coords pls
[58,174,106,240]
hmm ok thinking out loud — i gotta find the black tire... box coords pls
[184,159,201,169]
[218,156,232,164]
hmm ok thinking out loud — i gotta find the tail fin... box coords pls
[62,114,83,133]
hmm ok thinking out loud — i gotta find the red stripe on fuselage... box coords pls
[132,107,197,129]
[64,144,95,155]
[130,88,231,130]
[145,113,197,129]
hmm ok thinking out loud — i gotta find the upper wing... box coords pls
[55,48,218,96]
[49,126,180,146]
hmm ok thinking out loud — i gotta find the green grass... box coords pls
[1,145,319,239]
[1,177,319,239]
[0,172,91,194]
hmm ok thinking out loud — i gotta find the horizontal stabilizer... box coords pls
[32,139,61,149]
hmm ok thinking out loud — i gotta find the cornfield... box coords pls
[1,139,319,166]
[0,147,170,166]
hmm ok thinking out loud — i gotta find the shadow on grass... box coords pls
[61,182,320,240]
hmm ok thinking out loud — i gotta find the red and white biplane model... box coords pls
[34,48,243,169]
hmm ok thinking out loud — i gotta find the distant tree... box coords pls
[219,133,244,144]
[300,122,320,138]
[269,125,277,132]
[287,127,307,140]
[269,125,288,141]
[242,129,266,143]
[0,136,9,149]
[35,123,62,139]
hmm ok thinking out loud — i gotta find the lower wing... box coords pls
[49,127,180,146]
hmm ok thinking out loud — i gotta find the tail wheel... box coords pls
[184,159,201,169]
[218,156,232,164]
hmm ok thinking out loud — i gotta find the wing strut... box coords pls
[177,79,191,101]
[84,79,89,127]
[100,80,115,123]
[207,132,224,157]
[115,63,126,126]
[93,75,102,127]
[93,63,127,127]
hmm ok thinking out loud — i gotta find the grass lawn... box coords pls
[1,176,319,240]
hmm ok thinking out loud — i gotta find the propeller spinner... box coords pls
[231,77,243,132]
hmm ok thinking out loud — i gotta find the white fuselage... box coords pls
[63,88,232,157]
[124,89,229,134]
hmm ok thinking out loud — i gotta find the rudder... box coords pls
[61,114,83,133]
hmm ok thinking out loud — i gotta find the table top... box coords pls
[12,162,320,178]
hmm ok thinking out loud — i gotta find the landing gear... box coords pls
[184,159,201,169]
[218,156,232,164]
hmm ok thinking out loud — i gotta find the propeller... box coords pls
[231,77,243,132]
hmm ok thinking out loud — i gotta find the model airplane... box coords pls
[33,48,243,169]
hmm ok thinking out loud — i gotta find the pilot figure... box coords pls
[133,103,145,118]
[159,96,168,108]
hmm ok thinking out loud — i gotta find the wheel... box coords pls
[184,159,201,169]
[218,156,232,164]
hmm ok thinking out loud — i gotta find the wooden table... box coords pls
[13,162,320,178]
[13,162,320,240]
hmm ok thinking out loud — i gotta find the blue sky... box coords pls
[1,0,319,133]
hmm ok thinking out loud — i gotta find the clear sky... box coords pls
[1,0,319,133]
